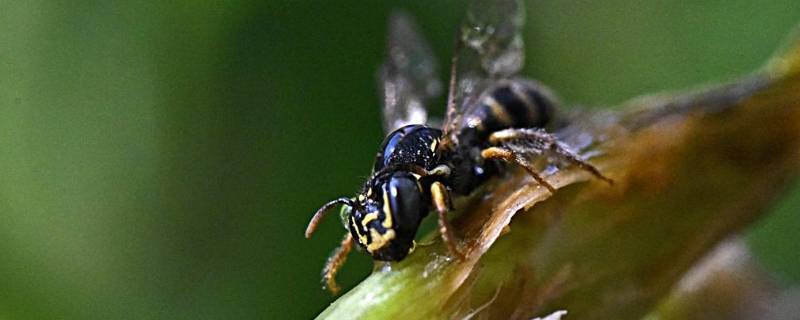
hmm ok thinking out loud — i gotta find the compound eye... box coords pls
[385,173,424,233]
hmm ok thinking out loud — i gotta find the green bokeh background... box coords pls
[2,1,800,319]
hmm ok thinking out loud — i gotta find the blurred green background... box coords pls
[2,1,800,319]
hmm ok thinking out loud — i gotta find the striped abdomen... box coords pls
[458,81,557,144]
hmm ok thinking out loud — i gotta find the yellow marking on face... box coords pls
[357,194,366,202]
[361,212,379,229]
[430,138,438,152]
[485,96,513,125]
[350,216,368,246]
[366,229,396,253]
[382,190,394,229]
[366,188,373,197]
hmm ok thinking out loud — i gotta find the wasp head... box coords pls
[345,171,427,261]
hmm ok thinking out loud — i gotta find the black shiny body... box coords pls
[348,81,556,261]
[374,125,442,173]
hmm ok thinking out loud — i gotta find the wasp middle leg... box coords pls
[406,165,465,260]
[481,146,556,193]
[488,128,612,184]
[430,181,465,260]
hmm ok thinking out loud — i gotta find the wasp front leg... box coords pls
[430,181,465,260]
[321,233,353,295]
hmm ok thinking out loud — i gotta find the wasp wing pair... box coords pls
[306,0,610,295]
[381,0,526,140]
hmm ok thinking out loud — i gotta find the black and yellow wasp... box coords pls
[305,0,610,294]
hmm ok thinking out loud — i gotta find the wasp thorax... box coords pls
[349,172,427,261]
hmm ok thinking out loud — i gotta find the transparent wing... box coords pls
[461,0,525,78]
[441,0,526,138]
[378,11,443,134]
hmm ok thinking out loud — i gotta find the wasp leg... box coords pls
[481,146,557,193]
[431,181,465,260]
[489,128,613,184]
[322,233,353,295]
[551,141,613,184]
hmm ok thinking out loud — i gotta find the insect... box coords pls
[305,0,611,294]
